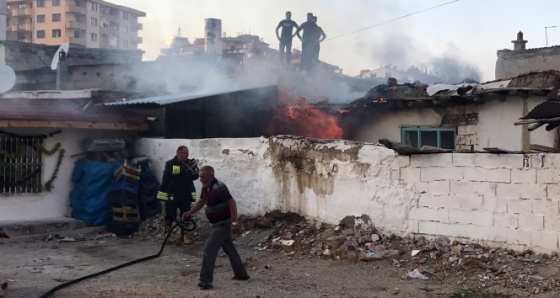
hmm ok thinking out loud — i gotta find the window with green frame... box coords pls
[401,127,456,149]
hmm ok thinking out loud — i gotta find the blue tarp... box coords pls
[69,159,122,226]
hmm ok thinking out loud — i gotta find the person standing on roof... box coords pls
[276,11,299,66]
[295,12,316,71]
[311,16,326,67]
[157,146,199,245]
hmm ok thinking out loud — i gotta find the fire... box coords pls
[268,91,343,139]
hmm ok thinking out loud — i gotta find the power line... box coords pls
[325,0,460,42]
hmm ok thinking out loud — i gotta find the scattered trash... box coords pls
[365,250,376,258]
[407,269,428,280]
[411,249,421,257]
[58,237,76,242]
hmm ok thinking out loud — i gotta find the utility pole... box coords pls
[545,25,558,47]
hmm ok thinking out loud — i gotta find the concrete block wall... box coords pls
[404,153,560,252]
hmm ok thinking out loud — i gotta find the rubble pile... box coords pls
[136,209,210,242]
[239,212,560,294]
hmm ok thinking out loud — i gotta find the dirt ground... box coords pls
[0,223,558,298]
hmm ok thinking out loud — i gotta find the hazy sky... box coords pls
[113,0,559,82]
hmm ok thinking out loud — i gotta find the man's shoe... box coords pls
[197,281,213,290]
[232,275,250,281]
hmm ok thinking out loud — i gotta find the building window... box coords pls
[18,18,25,24]
[37,30,45,38]
[37,0,45,8]
[74,30,80,38]
[0,135,44,194]
[90,2,98,11]
[123,11,129,19]
[37,15,45,23]
[90,17,97,27]
[52,29,61,38]
[401,127,456,149]
[52,13,61,22]
[91,32,97,42]
[17,33,26,40]
[52,0,60,7]
[18,4,26,9]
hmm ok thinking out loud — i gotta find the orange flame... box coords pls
[267,91,343,139]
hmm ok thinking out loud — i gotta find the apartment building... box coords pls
[6,0,145,50]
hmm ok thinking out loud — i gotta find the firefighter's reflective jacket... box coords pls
[157,157,199,202]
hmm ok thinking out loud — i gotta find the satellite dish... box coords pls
[0,64,16,94]
[50,42,70,71]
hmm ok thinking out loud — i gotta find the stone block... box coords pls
[408,207,448,222]
[452,153,477,167]
[450,181,496,196]
[418,194,460,209]
[414,181,450,194]
[507,199,533,215]
[418,221,457,237]
[486,169,511,183]
[543,215,560,232]
[400,168,421,182]
[457,194,484,211]
[532,199,559,216]
[531,232,559,250]
[493,213,519,228]
[511,169,537,184]
[547,184,560,199]
[448,209,493,226]
[506,229,532,246]
[542,154,560,169]
[496,183,546,199]
[410,155,431,167]
[483,196,508,213]
[397,156,410,168]
[518,214,544,231]
[429,154,453,167]
[487,227,508,242]
[537,169,560,184]
[462,225,490,240]
[463,167,487,182]
[420,167,463,182]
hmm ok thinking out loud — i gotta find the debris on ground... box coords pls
[231,211,560,295]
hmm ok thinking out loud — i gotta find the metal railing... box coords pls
[0,135,43,194]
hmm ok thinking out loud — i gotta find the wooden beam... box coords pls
[0,120,148,131]
[530,144,560,153]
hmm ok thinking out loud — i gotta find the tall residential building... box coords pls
[0,0,7,41]
[5,0,145,50]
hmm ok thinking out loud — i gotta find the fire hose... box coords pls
[37,218,196,298]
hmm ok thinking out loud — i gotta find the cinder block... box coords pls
[408,207,448,222]
[487,227,508,242]
[420,167,463,182]
[531,231,559,250]
[429,154,453,167]
[414,181,451,194]
[507,199,533,214]
[519,214,544,231]
[547,184,560,199]
[458,125,476,135]
[410,155,432,167]
[450,181,496,196]
[529,154,545,169]
[511,169,537,184]
[473,154,501,169]
[464,167,487,182]
[543,154,560,168]
[400,168,421,183]
[418,221,457,237]
[493,213,519,228]
[487,169,511,183]
[462,225,490,240]
[452,153,476,167]
[543,215,560,232]
[418,194,461,209]
[532,199,559,216]
[484,196,508,213]
[506,229,532,246]
[457,194,484,211]
[537,169,560,184]
[496,183,546,199]
[448,210,493,226]
[397,156,410,168]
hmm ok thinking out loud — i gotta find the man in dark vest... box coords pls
[182,165,249,290]
[157,145,199,245]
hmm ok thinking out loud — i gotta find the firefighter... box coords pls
[157,146,199,244]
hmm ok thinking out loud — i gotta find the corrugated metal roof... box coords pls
[104,84,277,106]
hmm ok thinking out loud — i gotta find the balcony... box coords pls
[65,5,86,15]
[10,24,31,32]
[11,8,32,17]
[131,23,142,31]
[64,37,86,46]
[131,36,142,44]
[66,21,86,31]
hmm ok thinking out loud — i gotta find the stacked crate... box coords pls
[107,161,141,235]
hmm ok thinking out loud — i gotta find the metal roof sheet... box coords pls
[104,84,277,106]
